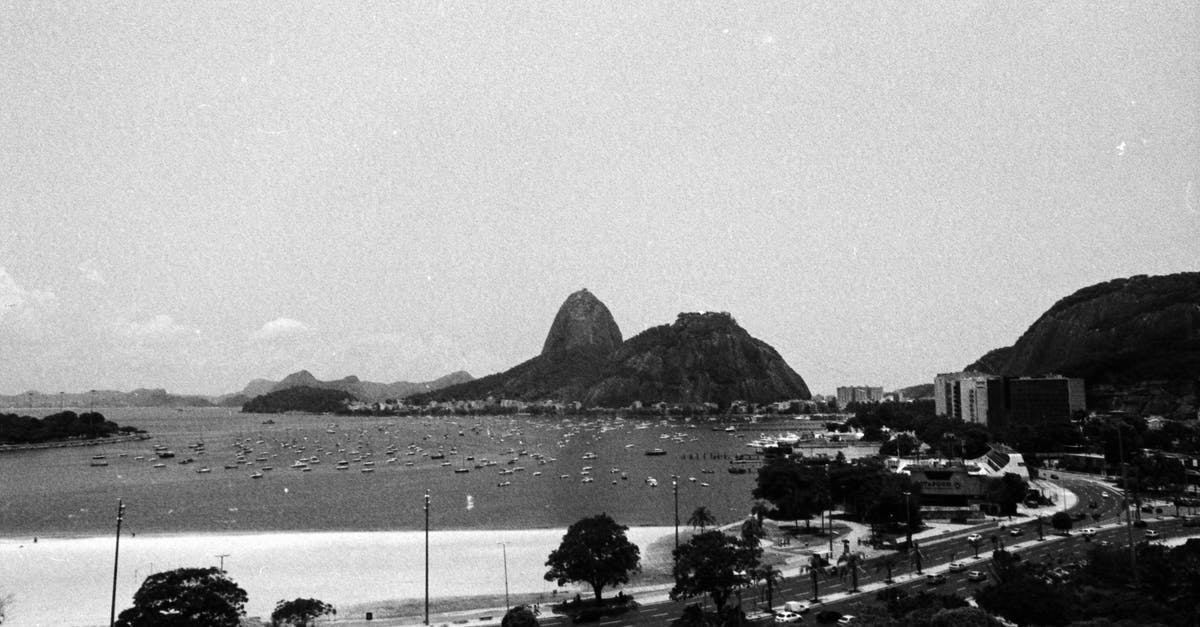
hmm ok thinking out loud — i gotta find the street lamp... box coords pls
[903,491,913,549]
[109,499,125,627]
[498,542,509,611]
[215,554,229,572]
[673,478,679,557]
[424,490,430,625]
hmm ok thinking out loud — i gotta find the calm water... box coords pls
[0,408,820,537]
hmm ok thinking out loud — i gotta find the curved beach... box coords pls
[0,526,675,626]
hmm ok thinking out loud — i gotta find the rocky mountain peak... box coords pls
[541,289,623,356]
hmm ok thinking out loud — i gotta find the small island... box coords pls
[0,410,147,450]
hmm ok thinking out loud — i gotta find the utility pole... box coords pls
[673,478,679,559]
[429,490,434,619]
[1116,426,1138,586]
[498,542,509,611]
[110,499,125,627]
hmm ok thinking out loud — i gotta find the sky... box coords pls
[1,2,1197,397]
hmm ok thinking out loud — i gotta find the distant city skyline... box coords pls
[2,3,1197,396]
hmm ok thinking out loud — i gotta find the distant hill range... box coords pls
[410,288,811,407]
[965,272,1200,417]
[0,388,216,410]
[231,369,474,405]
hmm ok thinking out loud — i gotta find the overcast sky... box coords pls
[2,2,1197,396]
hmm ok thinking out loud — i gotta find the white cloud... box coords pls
[0,267,56,323]
[117,314,199,341]
[251,317,311,341]
[77,260,106,285]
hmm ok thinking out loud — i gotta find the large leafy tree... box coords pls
[670,530,761,612]
[544,513,640,602]
[985,473,1029,517]
[752,459,829,527]
[271,598,334,626]
[115,567,247,627]
[501,605,539,627]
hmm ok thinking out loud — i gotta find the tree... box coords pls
[501,605,539,627]
[671,530,761,612]
[688,506,716,531]
[753,459,829,528]
[752,565,783,612]
[271,598,334,626]
[115,567,248,627]
[739,517,764,547]
[985,473,1028,517]
[1050,511,1073,534]
[544,514,641,602]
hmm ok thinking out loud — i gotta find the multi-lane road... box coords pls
[533,477,1192,626]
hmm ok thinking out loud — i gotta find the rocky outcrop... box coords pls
[583,312,811,406]
[966,272,1200,416]
[414,293,811,407]
[541,289,623,355]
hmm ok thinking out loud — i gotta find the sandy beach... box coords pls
[0,526,674,626]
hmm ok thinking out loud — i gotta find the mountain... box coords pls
[965,272,1200,416]
[413,290,811,407]
[895,383,934,400]
[541,288,623,355]
[583,311,811,407]
[241,386,356,414]
[236,369,474,403]
[0,389,214,409]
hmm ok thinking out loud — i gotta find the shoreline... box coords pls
[0,432,150,453]
[0,525,679,625]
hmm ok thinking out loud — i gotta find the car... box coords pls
[782,601,811,614]
[967,533,983,543]
[816,610,845,624]
[926,573,947,585]
[1101,492,1111,498]
[773,610,803,623]
[967,570,988,582]
[1050,473,1059,479]
[1145,529,1160,538]
[1134,519,1148,528]
[1080,528,1098,538]
[1142,505,1154,513]
[948,561,967,572]
[837,615,856,625]
[1009,527,1024,536]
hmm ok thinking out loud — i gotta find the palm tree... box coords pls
[753,565,783,612]
[688,506,716,531]
[875,553,900,584]
[837,552,863,592]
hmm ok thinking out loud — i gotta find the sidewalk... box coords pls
[328,481,1085,626]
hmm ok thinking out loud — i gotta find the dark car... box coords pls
[925,573,947,585]
[1134,519,1148,528]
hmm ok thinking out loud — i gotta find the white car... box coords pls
[1081,528,1098,538]
[838,615,856,625]
[782,601,810,614]
[1145,529,1160,538]
[948,561,967,572]
[967,533,983,543]
[773,610,802,623]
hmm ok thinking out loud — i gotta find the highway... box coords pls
[532,477,1191,626]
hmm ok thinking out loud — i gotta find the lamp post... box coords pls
[424,490,430,625]
[673,478,679,557]
[903,491,913,549]
[215,554,229,572]
[498,542,509,611]
[109,499,125,627]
